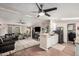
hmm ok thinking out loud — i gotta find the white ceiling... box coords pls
[0,3,79,25]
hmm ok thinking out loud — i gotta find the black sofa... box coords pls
[68,32,76,44]
[0,33,18,53]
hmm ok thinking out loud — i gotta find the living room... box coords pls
[0,3,79,56]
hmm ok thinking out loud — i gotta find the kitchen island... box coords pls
[40,33,58,50]
[75,37,79,56]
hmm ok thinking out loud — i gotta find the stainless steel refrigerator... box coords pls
[55,27,64,44]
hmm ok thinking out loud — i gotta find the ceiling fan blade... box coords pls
[45,13,50,17]
[40,4,44,12]
[44,7,57,12]
[40,4,43,9]
[36,3,41,12]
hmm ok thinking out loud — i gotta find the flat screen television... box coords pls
[35,27,41,32]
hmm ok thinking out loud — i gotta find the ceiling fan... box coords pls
[18,19,26,24]
[35,3,57,17]
[17,19,26,24]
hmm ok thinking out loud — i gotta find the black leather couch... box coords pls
[68,32,76,44]
[0,33,18,53]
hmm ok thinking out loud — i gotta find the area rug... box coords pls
[52,44,65,51]
[15,39,40,51]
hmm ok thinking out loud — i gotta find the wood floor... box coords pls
[9,43,75,56]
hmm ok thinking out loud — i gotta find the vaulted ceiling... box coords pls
[0,3,79,25]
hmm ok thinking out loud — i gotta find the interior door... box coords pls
[67,24,76,41]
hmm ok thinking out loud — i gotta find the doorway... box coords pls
[67,24,76,44]
[32,27,41,40]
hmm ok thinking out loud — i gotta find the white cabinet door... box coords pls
[47,38,52,48]
[51,37,56,45]
[75,44,79,56]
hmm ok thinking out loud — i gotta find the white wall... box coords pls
[0,24,8,36]
[0,18,8,35]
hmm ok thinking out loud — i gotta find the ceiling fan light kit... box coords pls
[39,12,45,16]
